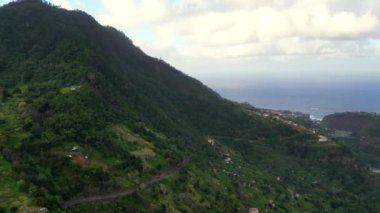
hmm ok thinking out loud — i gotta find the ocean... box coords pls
[214,82,380,120]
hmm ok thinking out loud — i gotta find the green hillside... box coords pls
[0,0,379,212]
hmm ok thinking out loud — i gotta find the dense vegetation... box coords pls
[0,0,379,212]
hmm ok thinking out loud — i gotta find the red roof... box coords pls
[249,208,259,213]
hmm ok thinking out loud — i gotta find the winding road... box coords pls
[63,158,190,209]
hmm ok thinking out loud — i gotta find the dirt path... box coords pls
[63,158,190,209]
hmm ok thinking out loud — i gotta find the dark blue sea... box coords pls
[214,81,380,120]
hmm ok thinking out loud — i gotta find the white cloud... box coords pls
[52,0,72,9]
[97,0,380,61]
[98,0,170,27]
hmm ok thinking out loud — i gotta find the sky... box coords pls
[1,0,380,90]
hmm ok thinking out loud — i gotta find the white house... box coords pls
[318,135,328,143]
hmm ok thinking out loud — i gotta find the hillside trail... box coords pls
[63,158,190,209]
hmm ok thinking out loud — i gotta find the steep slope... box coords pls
[0,0,290,141]
[0,1,379,212]
[322,112,380,167]
[322,112,380,139]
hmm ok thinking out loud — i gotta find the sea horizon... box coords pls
[214,81,380,120]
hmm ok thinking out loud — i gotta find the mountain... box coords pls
[322,112,380,167]
[0,0,379,212]
[322,112,380,140]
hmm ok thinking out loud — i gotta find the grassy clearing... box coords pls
[113,125,155,149]
[0,97,34,210]
[0,155,32,209]
[60,85,81,94]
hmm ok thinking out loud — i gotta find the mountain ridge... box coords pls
[0,1,379,212]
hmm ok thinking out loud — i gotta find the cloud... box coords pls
[97,0,380,61]
[52,0,72,9]
[98,0,170,27]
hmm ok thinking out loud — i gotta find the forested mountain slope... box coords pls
[0,1,378,212]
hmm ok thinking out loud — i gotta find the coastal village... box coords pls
[250,108,331,143]
[205,106,380,212]
[205,107,337,212]
[206,133,326,212]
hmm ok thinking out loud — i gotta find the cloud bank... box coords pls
[97,0,380,61]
